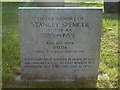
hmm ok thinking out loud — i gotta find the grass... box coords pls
[0,2,2,89]
[2,2,119,88]
[65,2,103,7]
[97,13,118,88]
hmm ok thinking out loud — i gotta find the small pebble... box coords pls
[106,28,113,31]
[117,49,120,53]
[11,67,21,75]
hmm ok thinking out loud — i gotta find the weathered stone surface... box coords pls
[19,7,102,81]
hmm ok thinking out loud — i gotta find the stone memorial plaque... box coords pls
[19,7,102,80]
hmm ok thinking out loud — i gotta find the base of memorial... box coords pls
[16,75,97,81]
[16,75,97,87]
[16,75,97,88]
[16,75,75,81]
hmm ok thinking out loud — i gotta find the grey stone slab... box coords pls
[19,7,103,80]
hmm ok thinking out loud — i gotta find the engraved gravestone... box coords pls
[19,7,102,81]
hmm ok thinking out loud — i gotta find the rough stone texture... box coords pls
[19,7,102,81]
